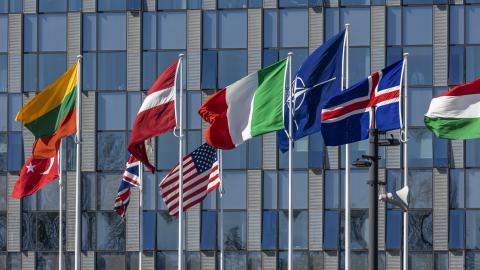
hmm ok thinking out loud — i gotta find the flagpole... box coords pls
[287,51,293,270]
[177,53,184,270]
[344,24,351,270]
[139,162,143,270]
[59,139,63,270]
[402,53,409,270]
[74,55,82,270]
[218,149,224,270]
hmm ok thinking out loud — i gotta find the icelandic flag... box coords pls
[320,60,405,146]
[278,30,346,152]
[114,155,142,220]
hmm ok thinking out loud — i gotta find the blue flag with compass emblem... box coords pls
[278,30,345,152]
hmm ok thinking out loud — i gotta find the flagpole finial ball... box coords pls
[403,53,409,58]
[76,55,83,59]
[288,52,293,56]
[345,23,350,28]
[179,53,185,58]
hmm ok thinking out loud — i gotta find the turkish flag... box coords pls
[11,155,59,199]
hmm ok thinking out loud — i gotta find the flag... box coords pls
[425,78,480,139]
[128,60,179,172]
[11,155,59,199]
[114,155,142,220]
[198,59,287,149]
[16,63,78,158]
[320,60,404,146]
[159,143,220,216]
[278,30,345,152]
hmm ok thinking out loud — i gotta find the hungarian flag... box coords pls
[128,60,180,172]
[198,59,287,149]
[425,78,480,139]
[11,155,59,199]
[16,63,78,158]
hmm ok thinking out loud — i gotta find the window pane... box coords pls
[81,173,96,210]
[157,0,187,9]
[39,0,67,12]
[128,92,141,130]
[279,9,308,48]
[279,210,308,249]
[387,7,401,46]
[323,210,338,249]
[98,52,126,91]
[0,55,7,92]
[98,0,126,11]
[219,11,247,49]
[223,172,246,209]
[202,11,216,49]
[37,180,59,210]
[386,210,402,249]
[308,132,324,168]
[24,15,37,52]
[466,252,480,270]
[9,0,22,13]
[264,10,277,48]
[218,50,247,88]
[97,132,127,170]
[386,46,402,66]
[37,213,60,250]
[351,210,368,250]
[158,12,186,50]
[341,8,370,46]
[98,93,126,130]
[0,134,6,170]
[325,8,339,41]
[466,210,480,249]
[263,171,277,210]
[220,211,246,250]
[83,53,96,91]
[403,7,432,45]
[403,47,432,86]
[142,173,155,210]
[218,0,247,8]
[449,210,465,249]
[450,6,464,45]
[433,135,448,167]
[82,212,96,250]
[7,132,21,171]
[325,170,339,209]
[408,253,433,270]
[350,170,368,209]
[83,14,96,51]
[200,211,216,250]
[408,210,433,251]
[450,169,464,209]
[8,94,21,132]
[248,136,262,169]
[279,171,308,209]
[156,132,180,170]
[39,53,66,90]
[142,51,156,90]
[0,1,6,13]
[408,170,432,208]
[466,169,480,208]
[279,0,308,7]
[263,48,278,68]
[96,212,125,250]
[69,0,81,11]
[157,212,178,249]
[98,173,119,210]
[434,252,448,270]
[143,13,156,50]
[98,13,126,51]
[408,88,431,127]
[466,46,480,83]
[158,51,186,89]
[0,16,7,52]
[96,253,125,269]
[262,211,277,249]
[157,251,178,270]
[0,96,5,131]
[187,91,201,129]
[349,47,370,87]
[449,46,465,85]
[279,135,309,169]
[467,6,480,44]
[408,129,433,167]
[39,15,66,52]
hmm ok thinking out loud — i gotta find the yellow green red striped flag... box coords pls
[16,63,77,139]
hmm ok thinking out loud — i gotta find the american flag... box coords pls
[159,143,220,216]
[114,155,142,220]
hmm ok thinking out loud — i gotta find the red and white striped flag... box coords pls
[159,143,220,216]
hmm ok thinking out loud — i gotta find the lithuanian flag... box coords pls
[16,63,78,158]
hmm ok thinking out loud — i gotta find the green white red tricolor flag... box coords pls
[425,78,480,139]
[198,59,287,149]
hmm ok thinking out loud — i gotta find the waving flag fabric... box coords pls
[321,60,404,146]
[159,143,220,216]
[278,30,345,152]
[114,155,142,220]
[11,155,59,199]
[128,60,179,172]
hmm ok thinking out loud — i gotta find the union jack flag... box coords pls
[114,155,142,220]
[320,60,404,146]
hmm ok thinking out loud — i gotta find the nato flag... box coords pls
[278,30,345,152]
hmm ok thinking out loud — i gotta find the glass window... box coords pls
[279,137,309,169]
[201,211,216,250]
[350,210,368,250]
[24,15,37,52]
[387,7,401,46]
[218,0,247,8]
[7,132,21,171]
[386,46,402,66]
[386,210,402,249]
[157,212,178,249]
[9,94,21,132]
[449,210,465,249]
[262,210,277,249]
[263,171,277,210]
[450,169,464,209]
[434,252,448,270]
[83,14,96,51]
[248,137,262,169]
[264,10,277,48]
[9,0,21,13]
[82,212,96,250]
[157,132,181,170]
[96,212,125,250]
[98,0,126,11]
[467,6,480,44]
[279,48,309,80]
[404,47,432,86]
[127,92,141,130]
[218,50,247,88]
[433,135,448,167]
[408,253,433,270]
[349,47,370,86]
[466,252,480,270]
[157,0,187,9]
[222,143,246,169]
[98,93,126,130]
[350,170,368,209]
[466,210,480,249]
[97,132,127,170]
[203,11,216,49]
[325,170,339,209]
[222,172,246,209]
[323,210,339,249]
[39,15,66,52]
[220,211,246,250]
[0,96,5,131]
[0,55,6,92]
[279,9,308,48]
[408,88,431,127]
[467,139,480,167]
[308,133,324,168]
[39,0,67,12]
[83,53,96,91]
[325,8,339,41]
[466,169,480,208]
[201,51,217,89]
[403,7,432,45]
[408,210,433,251]
[450,6,464,45]
[449,45,465,85]
[0,16,7,52]
[408,170,432,208]
[98,174,119,210]
[224,252,247,269]
[158,12,186,50]
[39,53,66,90]
[69,0,81,11]
[0,134,6,171]
[81,173,96,210]
[219,11,247,49]
[98,13,126,51]
[408,129,432,167]
[143,13,156,50]
[98,52,126,91]
[279,210,308,249]
[37,181,60,210]
[466,46,480,83]
[279,171,308,209]
[279,0,308,7]
[96,253,125,269]
[341,8,370,46]
[0,1,6,13]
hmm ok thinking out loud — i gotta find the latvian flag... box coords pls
[128,60,180,172]
[114,155,141,220]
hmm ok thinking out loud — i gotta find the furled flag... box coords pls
[278,30,345,152]
[321,60,404,146]
[159,143,220,216]
[11,155,59,199]
[16,63,78,158]
[198,59,287,149]
[128,60,180,172]
[114,155,141,220]
[425,78,480,139]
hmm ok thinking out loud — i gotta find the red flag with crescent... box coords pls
[11,155,59,199]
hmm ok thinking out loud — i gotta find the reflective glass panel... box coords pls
[39,0,67,12]
[349,47,370,86]
[202,11,216,49]
[403,47,432,86]
[449,45,465,85]
[408,210,433,251]
[279,9,308,48]
[324,210,339,249]
[98,52,126,91]
[466,210,480,249]
[466,46,480,82]
[0,55,7,92]
[96,253,125,269]
[219,211,246,250]
[408,170,432,208]
[97,132,127,170]
[218,50,247,88]
[98,13,126,51]
[96,212,125,250]
[0,16,6,52]
[157,0,187,9]
[387,7,401,46]
[386,210,402,249]
[408,253,433,270]
[263,171,277,210]
[158,12,186,50]
[219,11,247,49]
[143,13,156,50]
[466,169,480,208]
[200,211,216,250]
[38,53,66,90]
[449,210,465,249]
[262,211,277,249]
[450,6,464,45]
[7,132,21,171]
[408,129,433,167]
[467,6,480,44]
[279,171,308,209]
[223,172,246,209]
[341,8,370,46]
[218,0,247,8]
[350,170,368,209]
[450,169,464,209]
[83,14,96,51]
[39,15,66,52]
[157,212,178,249]
[98,0,126,10]
[403,7,432,45]
[98,92,126,130]
[264,10,277,48]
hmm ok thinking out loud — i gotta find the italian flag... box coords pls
[425,79,480,139]
[199,59,287,149]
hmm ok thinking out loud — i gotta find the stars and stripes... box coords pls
[159,143,220,216]
[114,155,142,220]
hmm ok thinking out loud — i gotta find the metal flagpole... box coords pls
[139,162,144,270]
[177,53,184,270]
[344,24,351,270]
[402,53,409,270]
[287,51,293,270]
[218,150,224,270]
[74,55,82,270]
[59,140,63,270]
